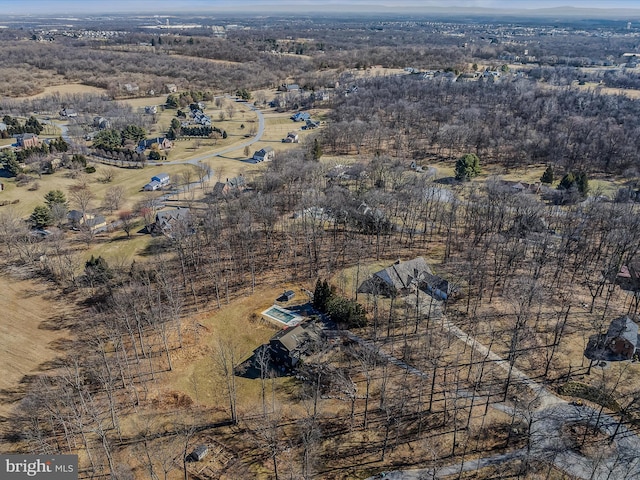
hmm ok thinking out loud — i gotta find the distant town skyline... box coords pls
[5,0,640,16]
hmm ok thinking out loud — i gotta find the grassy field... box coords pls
[0,89,319,275]
[21,83,108,99]
[166,284,310,412]
[0,273,73,414]
[0,162,202,217]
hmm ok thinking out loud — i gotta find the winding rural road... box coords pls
[53,100,267,201]
[159,101,266,198]
[164,101,266,167]
[52,98,266,170]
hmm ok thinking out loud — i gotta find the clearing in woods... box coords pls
[0,273,73,414]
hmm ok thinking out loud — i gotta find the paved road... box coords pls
[365,450,527,480]
[164,101,266,167]
[530,402,640,479]
[51,99,266,170]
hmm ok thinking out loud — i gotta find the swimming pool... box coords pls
[261,305,303,327]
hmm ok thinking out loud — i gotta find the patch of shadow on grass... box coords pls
[38,313,77,331]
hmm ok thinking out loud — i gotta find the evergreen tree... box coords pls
[455,153,481,181]
[540,165,555,184]
[44,189,67,209]
[25,116,43,134]
[558,172,576,191]
[85,255,112,285]
[311,138,323,160]
[121,124,147,143]
[93,129,122,150]
[1,150,22,176]
[326,295,367,328]
[575,172,589,195]
[30,205,52,229]
[312,279,332,312]
[166,94,179,108]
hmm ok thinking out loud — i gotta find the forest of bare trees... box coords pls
[323,74,640,175]
[2,135,640,476]
[2,11,640,479]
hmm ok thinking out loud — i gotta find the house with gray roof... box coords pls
[358,257,432,297]
[152,207,191,237]
[269,321,323,368]
[253,147,275,162]
[211,175,246,197]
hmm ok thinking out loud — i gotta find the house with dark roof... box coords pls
[93,116,111,130]
[67,210,106,232]
[137,138,173,153]
[152,207,191,237]
[253,147,275,162]
[15,133,40,149]
[605,316,639,360]
[358,257,433,297]
[303,119,319,129]
[616,262,640,293]
[279,83,300,92]
[189,445,208,462]
[67,210,84,226]
[211,175,246,197]
[282,132,299,143]
[85,215,107,232]
[291,112,311,122]
[59,108,77,118]
[422,272,456,301]
[143,180,162,191]
[143,173,171,191]
[269,321,323,368]
[151,173,171,186]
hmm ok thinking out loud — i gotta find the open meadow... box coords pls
[0,273,74,415]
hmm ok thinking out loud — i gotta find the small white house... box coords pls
[282,132,299,143]
[151,173,170,186]
[143,180,161,191]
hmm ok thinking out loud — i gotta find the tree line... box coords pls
[323,73,640,175]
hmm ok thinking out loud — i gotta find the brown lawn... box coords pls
[0,272,74,414]
[165,283,311,413]
[20,83,108,99]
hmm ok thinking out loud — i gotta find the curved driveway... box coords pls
[360,296,640,480]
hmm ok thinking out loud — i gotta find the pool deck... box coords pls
[261,304,304,327]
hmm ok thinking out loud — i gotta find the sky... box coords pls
[4,0,640,15]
